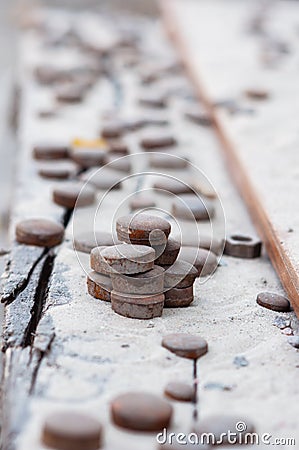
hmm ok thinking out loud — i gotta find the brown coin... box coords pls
[162,333,208,360]
[193,415,255,445]
[140,132,177,150]
[116,214,171,246]
[70,148,106,168]
[104,154,132,173]
[129,195,156,211]
[164,285,194,308]
[100,244,155,274]
[111,265,164,295]
[42,411,102,450]
[90,246,111,275]
[149,153,189,169]
[164,382,195,402]
[111,392,172,431]
[244,88,269,100]
[178,247,218,276]
[184,106,213,126]
[172,194,214,221]
[74,231,115,254]
[101,120,127,139]
[256,292,290,312]
[177,233,223,255]
[34,65,71,85]
[87,271,112,302]
[111,291,164,319]
[53,182,96,209]
[138,94,167,109]
[224,234,262,258]
[55,85,85,103]
[33,142,69,160]
[37,161,77,180]
[108,141,129,155]
[155,239,180,266]
[153,178,193,195]
[80,168,122,190]
[108,140,130,156]
[164,260,198,288]
[16,218,64,247]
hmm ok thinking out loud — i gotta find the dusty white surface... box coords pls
[1,7,298,450]
[164,0,299,312]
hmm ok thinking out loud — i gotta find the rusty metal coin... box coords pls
[178,247,218,276]
[140,132,177,150]
[100,244,155,274]
[164,260,198,288]
[111,292,164,319]
[116,214,171,246]
[172,194,215,221]
[90,246,111,275]
[256,292,290,312]
[16,218,64,247]
[42,411,102,450]
[138,93,167,109]
[177,233,223,255]
[111,392,172,431]
[185,106,213,126]
[80,168,122,190]
[162,333,208,360]
[70,148,106,168]
[53,182,96,209]
[33,142,69,160]
[104,154,132,173]
[38,161,77,180]
[74,231,115,254]
[224,234,262,258]
[155,239,180,266]
[87,271,112,302]
[244,88,269,100]
[111,265,164,295]
[164,382,195,402]
[129,195,156,211]
[153,178,193,195]
[149,153,189,169]
[164,285,194,308]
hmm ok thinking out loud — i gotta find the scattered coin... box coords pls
[256,292,290,312]
[129,195,156,211]
[16,218,64,247]
[153,178,193,195]
[139,93,167,109]
[53,182,96,208]
[33,142,69,160]
[244,88,269,100]
[37,161,77,180]
[175,233,223,255]
[184,106,213,126]
[104,154,132,173]
[162,333,208,360]
[164,382,195,402]
[70,148,106,168]
[80,168,122,190]
[42,411,102,450]
[90,246,112,275]
[172,194,214,221]
[149,153,189,169]
[140,132,177,150]
[111,392,172,431]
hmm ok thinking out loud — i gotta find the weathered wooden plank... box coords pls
[160,0,299,317]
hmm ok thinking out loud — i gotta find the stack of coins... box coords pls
[87,213,201,318]
[116,213,198,309]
